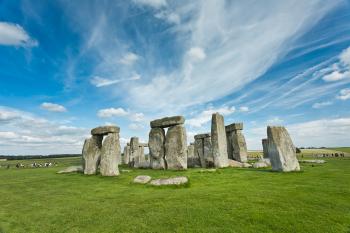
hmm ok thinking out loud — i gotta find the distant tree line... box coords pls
[0,154,81,160]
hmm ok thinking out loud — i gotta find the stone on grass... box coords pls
[199,169,217,173]
[225,123,248,162]
[82,135,102,175]
[57,165,83,174]
[150,116,185,128]
[150,176,188,186]
[149,128,166,169]
[267,126,300,172]
[228,159,252,168]
[133,175,152,184]
[164,125,187,170]
[211,113,229,168]
[187,143,200,168]
[252,161,268,168]
[299,160,326,164]
[100,133,120,176]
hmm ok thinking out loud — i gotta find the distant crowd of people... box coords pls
[0,162,58,169]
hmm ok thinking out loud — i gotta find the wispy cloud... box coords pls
[187,105,235,128]
[312,101,333,109]
[119,52,140,66]
[90,74,141,87]
[97,107,129,118]
[336,88,350,100]
[40,102,67,112]
[0,21,38,47]
[132,0,167,9]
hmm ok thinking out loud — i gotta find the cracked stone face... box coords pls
[82,135,102,175]
[164,125,187,170]
[149,128,166,169]
[100,133,120,176]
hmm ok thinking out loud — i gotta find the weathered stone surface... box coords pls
[150,176,188,186]
[149,128,166,169]
[82,135,102,175]
[57,165,83,174]
[123,145,130,165]
[165,125,187,170]
[91,126,120,135]
[228,130,248,162]
[299,159,326,164]
[211,113,229,168]
[225,123,243,132]
[150,116,185,128]
[135,145,149,168]
[262,138,269,158]
[187,143,200,168]
[194,133,210,139]
[267,126,300,172]
[133,175,151,184]
[253,161,268,168]
[100,133,120,176]
[129,137,139,168]
[228,159,252,168]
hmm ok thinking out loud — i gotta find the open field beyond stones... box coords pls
[0,157,350,233]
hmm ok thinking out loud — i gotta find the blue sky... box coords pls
[1,0,350,155]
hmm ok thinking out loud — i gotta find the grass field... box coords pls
[1,156,350,233]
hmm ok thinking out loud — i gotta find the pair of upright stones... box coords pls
[127,137,148,168]
[262,126,300,172]
[149,116,187,170]
[82,126,120,176]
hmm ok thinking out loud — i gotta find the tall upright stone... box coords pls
[123,145,130,165]
[100,133,120,176]
[187,143,200,168]
[225,123,248,162]
[82,135,102,175]
[135,144,149,168]
[194,133,213,168]
[165,125,187,170]
[267,126,300,172]
[130,137,139,168]
[149,128,166,169]
[262,138,269,158]
[211,113,229,168]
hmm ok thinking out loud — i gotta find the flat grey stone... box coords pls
[150,116,185,128]
[133,175,152,184]
[57,165,83,174]
[252,161,269,168]
[299,160,326,164]
[91,126,120,135]
[194,133,211,139]
[225,123,243,132]
[150,176,188,186]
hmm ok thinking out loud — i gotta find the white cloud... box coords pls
[154,11,180,24]
[187,106,235,128]
[323,70,350,82]
[90,74,141,87]
[340,46,350,66]
[336,88,350,100]
[130,113,145,122]
[97,107,128,118]
[187,47,206,61]
[239,106,249,112]
[132,0,167,9]
[0,22,38,47]
[40,102,67,112]
[119,52,139,65]
[312,101,333,109]
[129,123,144,130]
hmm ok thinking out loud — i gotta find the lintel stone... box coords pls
[91,126,120,135]
[150,116,185,128]
[225,123,243,132]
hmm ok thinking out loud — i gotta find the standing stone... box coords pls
[211,113,229,168]
[130,137,139,168]
[149,128,166,169]
[187,143,200,168]
[136,145,147,168]
[165,125,187,170]
[100,133,120,176]
[123,145,130,165]
[194,133,213,168]
[262,138,269,158]
[82,135,102,175]
[225,123,248,162]
[267,126,300,172]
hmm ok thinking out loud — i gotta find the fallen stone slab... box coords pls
[121,169,132,173]
[133,175,152,184]
[199,169,217,173]
[91,126,120,135]
[225,123,243,132]
[150,176,188,186]
[252,161,269,168]
[299,160,326,164]
[57,165,83,174]
[228,159,252,168]
[150,116,185,128]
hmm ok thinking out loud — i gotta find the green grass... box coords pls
[1,157,350,233]
[328,147,350,154]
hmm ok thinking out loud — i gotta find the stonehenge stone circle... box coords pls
[130,137,139,167]
[211,113,229,168]
[148,115,187,170]
[150,176,188,186]
[82,135,102,175]
[149,128,166,169]
[267,126,300,172]
[100,133,120,176]
[82,125,121,176]
[194,133,213,168]
[123,145,130,165]
[225,123,248,162]
[262,138,269,158]
[165,125,187,170]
